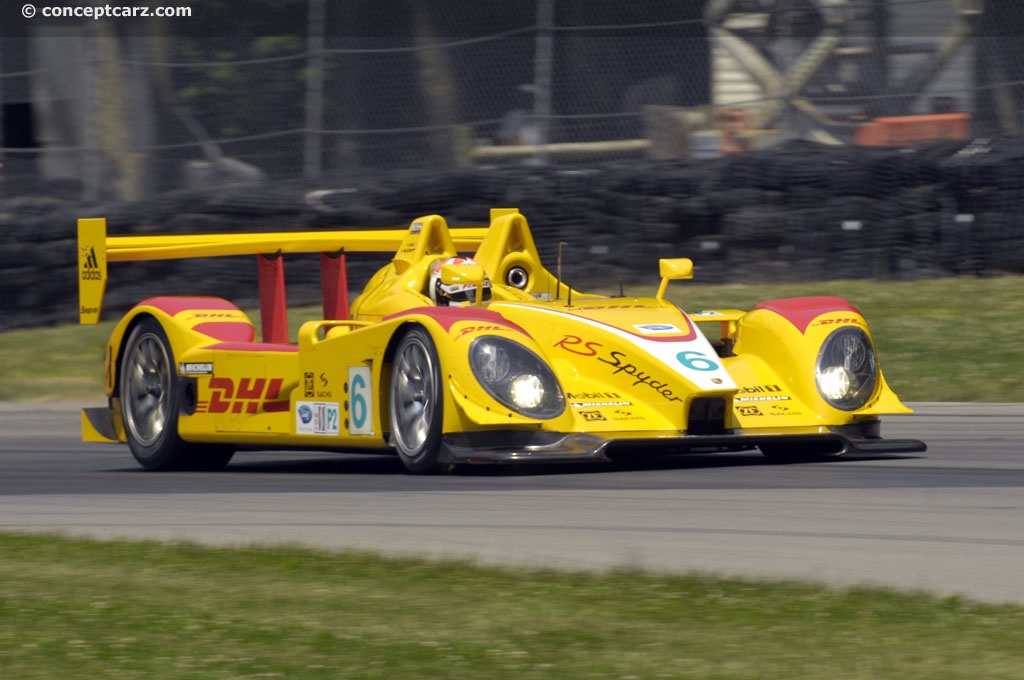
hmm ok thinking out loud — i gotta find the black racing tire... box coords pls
[389,326,445,474]
[119,318,234,471]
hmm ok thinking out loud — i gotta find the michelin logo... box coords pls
[178,362,214,375]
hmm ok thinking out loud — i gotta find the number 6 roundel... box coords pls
[676,351,719,372]
[348,366,373,435]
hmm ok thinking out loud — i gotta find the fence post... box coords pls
[82,25,100,201]
[532,0,554,164]
[304,0,325,180]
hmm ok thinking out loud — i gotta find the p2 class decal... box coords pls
[295,401,340,436]
[348,366,374,436]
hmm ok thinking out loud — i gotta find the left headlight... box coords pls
[469,336,565,419]
[815,326,878,410]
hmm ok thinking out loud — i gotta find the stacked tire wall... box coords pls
[3,138,1023,332]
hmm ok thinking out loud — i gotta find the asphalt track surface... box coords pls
[2,402,1023,604]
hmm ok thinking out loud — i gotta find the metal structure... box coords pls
[0,1,1019,201]
[706,0,986,144]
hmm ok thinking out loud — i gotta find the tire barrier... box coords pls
[3,137,1023,331]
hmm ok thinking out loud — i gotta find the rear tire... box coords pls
[389,326,445,474]
[120,318,233,471]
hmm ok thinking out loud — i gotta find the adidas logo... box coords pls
[80,246,102,280]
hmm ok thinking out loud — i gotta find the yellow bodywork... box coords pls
[78,207,919,462]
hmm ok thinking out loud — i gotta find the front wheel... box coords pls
[389,326,445,474]
[120,318,233,471]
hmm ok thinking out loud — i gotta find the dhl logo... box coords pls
[814,317,863,327]
[454,324,505,339]
[196,377,289,414]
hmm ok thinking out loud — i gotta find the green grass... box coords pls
[3,275,1022,402]
[2,533,1024,680]
[0,321,112,402]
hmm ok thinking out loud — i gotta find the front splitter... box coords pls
[440,428,927,465]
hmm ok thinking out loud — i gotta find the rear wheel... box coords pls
[120,318,233,471]
[389,327,445,474]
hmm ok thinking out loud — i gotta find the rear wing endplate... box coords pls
[78,218,109,325]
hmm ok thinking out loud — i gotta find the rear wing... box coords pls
[77,216,490,342]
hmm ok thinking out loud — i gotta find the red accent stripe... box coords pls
[384,306,529,336]
[138,296,240,316]
[192,322,256,343]
[755,296,861,334]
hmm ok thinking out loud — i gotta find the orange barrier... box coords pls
[854,113,971,147]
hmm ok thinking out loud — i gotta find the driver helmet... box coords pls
[429,256,491,306]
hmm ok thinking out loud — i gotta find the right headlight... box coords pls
[815,326,878,410]
[469,336,565,419]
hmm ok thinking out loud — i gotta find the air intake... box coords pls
[687,397,727,435]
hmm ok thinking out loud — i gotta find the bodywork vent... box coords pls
[687,397,727,435]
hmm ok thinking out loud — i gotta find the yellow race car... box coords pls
[78,208,925,473]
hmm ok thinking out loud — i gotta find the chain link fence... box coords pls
[3,1,1024,329]
[2,0,1022,201]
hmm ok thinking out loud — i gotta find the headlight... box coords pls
[815,326,877,410]
[469,337,565,419]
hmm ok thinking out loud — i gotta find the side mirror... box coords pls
[440,263,487,304]
[656,258,693,301]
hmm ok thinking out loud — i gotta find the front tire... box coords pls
[120,318,233,471]
[389,326,445,474]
